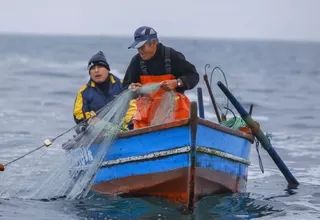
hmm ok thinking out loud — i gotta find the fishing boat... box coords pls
[86,99,254,210]
[0,79,298,208]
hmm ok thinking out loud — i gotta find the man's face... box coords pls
[138,40,157,60]
[89,65,109,83]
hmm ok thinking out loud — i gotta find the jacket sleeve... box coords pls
[171,50,200,90]
[122,55,141,90]
[73,87,91,124]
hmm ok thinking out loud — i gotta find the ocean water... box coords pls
[0,34,320,219]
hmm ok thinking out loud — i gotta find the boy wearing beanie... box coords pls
[73,51,122,125]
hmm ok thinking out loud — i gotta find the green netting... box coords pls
[220,117,247,130]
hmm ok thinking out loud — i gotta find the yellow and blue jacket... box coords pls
[73,73,123,124]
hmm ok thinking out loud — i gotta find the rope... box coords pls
[3,123,78,167]
[220,116,247,130]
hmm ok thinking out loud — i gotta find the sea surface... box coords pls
[0,34,320,219]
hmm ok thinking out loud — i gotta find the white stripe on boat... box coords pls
[100,146,250,168]
[196,146,251,165]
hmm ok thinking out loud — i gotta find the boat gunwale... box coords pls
[197,118,254,143]
[118,117,254,143]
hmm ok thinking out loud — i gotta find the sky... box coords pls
[0,0,319,42]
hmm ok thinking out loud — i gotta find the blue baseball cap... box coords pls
[128,26,158,49]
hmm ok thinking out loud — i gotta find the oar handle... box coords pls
[217,81,299,186]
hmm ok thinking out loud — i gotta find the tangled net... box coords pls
[0,83,177,200]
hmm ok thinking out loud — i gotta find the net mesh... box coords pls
[0,83,177,200]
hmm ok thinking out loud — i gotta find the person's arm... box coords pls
[171,49,200,90]
[123,55,141,90]
[73,87,91,124]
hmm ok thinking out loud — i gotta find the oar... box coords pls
[217,81,299,186]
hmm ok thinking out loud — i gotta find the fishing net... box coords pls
[0,83,176,200]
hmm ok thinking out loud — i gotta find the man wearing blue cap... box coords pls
[73,51,123,125]
[123,26,199,129]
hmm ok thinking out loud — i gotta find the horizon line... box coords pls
[0,31,320,44]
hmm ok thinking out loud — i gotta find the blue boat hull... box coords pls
[89,115,253,207]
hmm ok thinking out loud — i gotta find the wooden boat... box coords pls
[87,101,254,210]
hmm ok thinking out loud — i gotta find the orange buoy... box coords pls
[0,163,5,171]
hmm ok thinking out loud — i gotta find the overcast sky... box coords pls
[0,0,319,42]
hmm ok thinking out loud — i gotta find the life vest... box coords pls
[132,46,190,129]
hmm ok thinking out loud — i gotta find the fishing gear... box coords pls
[255,138,264,173]
[0,110,99,172]
[203,64,221,123]
[249,104,254,116]
[209,66,230,118]
[0,85,159,171]
[217,81,299,186]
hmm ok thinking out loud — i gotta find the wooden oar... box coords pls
[217,81,299,186]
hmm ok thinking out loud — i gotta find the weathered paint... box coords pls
[101,146,191,167]
[197,124,251,159]
[82,113,253,206]
[99,146,250,168]
[197,146,250,165]
[187,101,198,211]
[91,167,246,205]
[90,126,190,160]
[196,153,248,179]
[94,153,189,183]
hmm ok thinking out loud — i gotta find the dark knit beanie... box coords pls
[87,51,110,72]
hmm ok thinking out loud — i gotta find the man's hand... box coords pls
[88,110,98,124]
[128,82,142,89]
[160,80,178,91]
[89,110,96,118]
